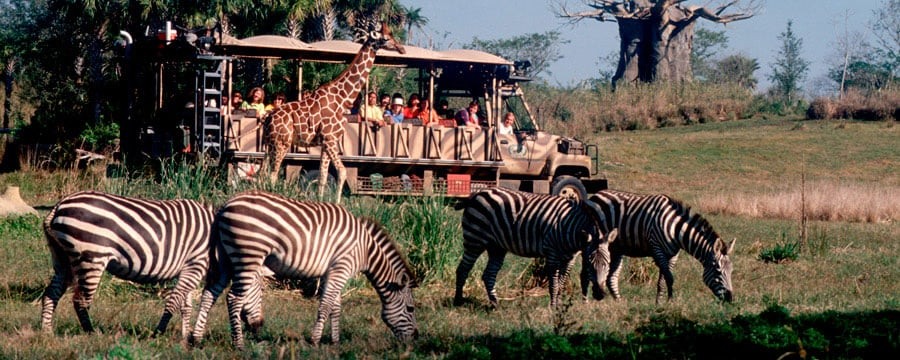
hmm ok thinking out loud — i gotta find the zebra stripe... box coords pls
[41,191,214,338]
[190,191,417,348]
[587,189,735,303]
[455,187,614,307]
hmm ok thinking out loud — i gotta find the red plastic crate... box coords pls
[446,174,471,195]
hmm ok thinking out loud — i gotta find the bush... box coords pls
[759,235,800,263]
[808,89,900,121]
[526,82,755,136]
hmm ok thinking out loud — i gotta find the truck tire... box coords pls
[551,175,587,200]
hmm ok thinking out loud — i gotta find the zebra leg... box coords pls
[227,265,263,349]
[71,256,110,333]
[606,254,625,300]
[652,255,676,305]
[40,247,73,333]
[312,270,351,345]
[189,273,229,346]
[40,268,72,333]
[155,261,205,339]
[481,249,507,308]
[329,292,342,343]
[454,245,485,306]
[243,273,265,334]
[225,289,246,350]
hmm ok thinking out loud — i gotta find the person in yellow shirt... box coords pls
[241,87,266,118]
[360,91,386,128]
[265,92,286,113]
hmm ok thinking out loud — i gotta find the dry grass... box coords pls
[528,82,754,138]
[807,89,900,121]
[699,181,900,223]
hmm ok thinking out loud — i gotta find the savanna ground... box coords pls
[0,118,897,359]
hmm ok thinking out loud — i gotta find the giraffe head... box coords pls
[354,20,406,54]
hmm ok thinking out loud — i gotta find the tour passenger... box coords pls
[383,96,405,124]
[455,101,482,129]
[498,112,516,135]
[241,87,266,118]
[402,93,420,119]
[417,98,441,126]
[361,91,386,128]
[265,92,286,113]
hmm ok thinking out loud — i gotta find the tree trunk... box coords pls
[612,7,696,86]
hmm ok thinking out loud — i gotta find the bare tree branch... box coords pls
[555,0,759,24]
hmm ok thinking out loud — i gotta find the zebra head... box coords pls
[704,237,736,302]
[582,228,617,300]
[380,271,418,341]
[578,199,616,300]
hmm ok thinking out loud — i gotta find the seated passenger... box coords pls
[360,91,386,128]
[265,92,286,112]
[402,93,420,119]
[454,101,482,129]
[383,96,405,124]
[241,87,266,118]
[438,99,455,119]
[417,99,441,126]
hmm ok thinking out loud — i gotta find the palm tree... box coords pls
[401,6,428,46]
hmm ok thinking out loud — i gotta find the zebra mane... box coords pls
[358,216,418,286]
[668,196,725,255]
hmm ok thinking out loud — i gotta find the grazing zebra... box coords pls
[189,191,418,348]
[586,189,735,303]
[455,187,615,308]
[40,191,214,338]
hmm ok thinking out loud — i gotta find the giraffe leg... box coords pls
[317,154,332,200]
[331,154,347,204]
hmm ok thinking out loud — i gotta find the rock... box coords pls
[0,186,39,217]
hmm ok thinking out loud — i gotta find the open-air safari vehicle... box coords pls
[123,25,606,199]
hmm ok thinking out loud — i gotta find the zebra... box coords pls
[40,191,214,339]
[454,187,616,308]
[189,191,418,348]
[586,189,735,303]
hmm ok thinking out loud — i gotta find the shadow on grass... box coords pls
[417,305,900,359]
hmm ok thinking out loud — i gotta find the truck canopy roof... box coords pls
[214,34,511,67]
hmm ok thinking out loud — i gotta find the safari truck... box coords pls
[119,25,606,199]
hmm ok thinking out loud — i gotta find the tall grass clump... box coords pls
[387,196,462,283]
[808,89,900,121]
[699,181,900,223]
[527,82,754,137]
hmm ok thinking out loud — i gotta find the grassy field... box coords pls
[0,118,897,359]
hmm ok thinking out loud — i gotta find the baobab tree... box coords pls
[556,0,760,85]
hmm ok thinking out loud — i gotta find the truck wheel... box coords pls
[551,175,587,200]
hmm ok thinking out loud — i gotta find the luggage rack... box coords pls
[353,175,494,197]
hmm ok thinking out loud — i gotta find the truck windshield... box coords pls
[503,95,537,131]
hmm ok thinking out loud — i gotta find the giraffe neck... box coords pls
[329,42,377,110]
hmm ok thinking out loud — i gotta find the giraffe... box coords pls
[264,20,405,203]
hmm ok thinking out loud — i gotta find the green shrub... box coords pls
[758,234,800,263]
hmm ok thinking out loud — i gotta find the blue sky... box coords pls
[403,0,883,91]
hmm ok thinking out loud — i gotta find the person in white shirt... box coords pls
[498,112,515,135]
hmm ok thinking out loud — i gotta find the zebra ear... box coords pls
[715,238,736,255]
[605,228,618,244]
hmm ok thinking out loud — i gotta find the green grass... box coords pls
[0,118,898,358]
